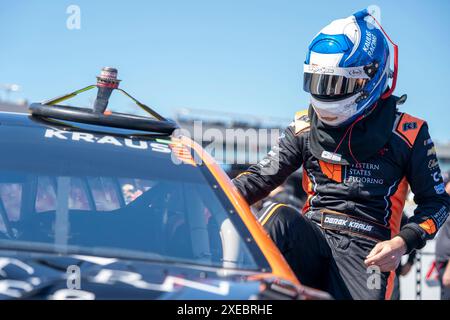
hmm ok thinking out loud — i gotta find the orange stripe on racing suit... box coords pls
[302,168,314,214]
[388,177,409,237]
[260,203,288,226]
[235,171,251,179]
[385,271,396,300]
[319,160,342,183]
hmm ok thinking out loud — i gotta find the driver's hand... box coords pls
[364,236,407,272]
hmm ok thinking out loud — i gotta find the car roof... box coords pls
[0,111,175,139]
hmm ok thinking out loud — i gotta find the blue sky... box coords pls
[1,0,449,141]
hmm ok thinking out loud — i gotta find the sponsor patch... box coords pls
[431,171,442,182]
[320,212,391,240]
[424,138,434,146]
[344,162,384,185]
[434,182,446,195]
[428,159,439,170]
[402,122,417,131]
[321,151,342,162]
[394,113,425,147]
[431,206,449,228]
[258,158,271,167]
[324,216,348,227]
[427,146,436,156]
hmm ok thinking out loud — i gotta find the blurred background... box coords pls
[1,0,450,299]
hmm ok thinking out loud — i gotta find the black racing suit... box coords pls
[233,100,450,300]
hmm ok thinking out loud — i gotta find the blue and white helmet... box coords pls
[303,9,395,127]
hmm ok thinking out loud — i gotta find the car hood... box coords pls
[0,251,329,300]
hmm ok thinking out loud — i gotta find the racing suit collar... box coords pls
[308,95,398,165]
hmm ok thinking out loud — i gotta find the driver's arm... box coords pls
[399,123,450,253]
[232,124,305,205]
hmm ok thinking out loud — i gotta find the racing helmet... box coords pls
[303,9,397,127]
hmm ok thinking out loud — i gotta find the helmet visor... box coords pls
[303,72,368,96]
[303,64,370,97]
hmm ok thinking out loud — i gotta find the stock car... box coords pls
[0,68,329,300]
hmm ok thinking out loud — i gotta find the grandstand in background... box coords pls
[174,108,450,173]
[0,100,28,113]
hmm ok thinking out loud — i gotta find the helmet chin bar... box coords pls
[310,92,362,127]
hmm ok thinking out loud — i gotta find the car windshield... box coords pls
[0,124,262,271]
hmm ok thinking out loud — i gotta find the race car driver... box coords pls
[233,9,450,299]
